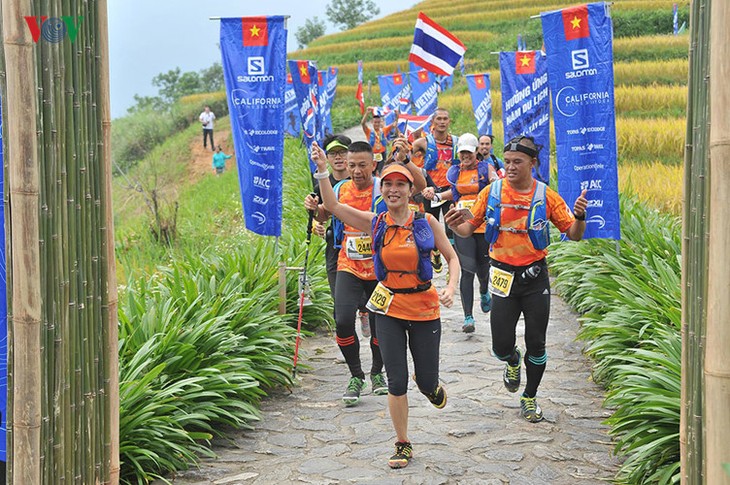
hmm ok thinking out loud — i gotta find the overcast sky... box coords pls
[108,0,410,118]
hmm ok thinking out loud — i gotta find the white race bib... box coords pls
[345,235,372,260]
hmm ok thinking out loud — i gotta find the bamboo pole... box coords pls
[680,0,711,482]
[705,0,730,482]
[1,0,42,482]
[97,0,120,481]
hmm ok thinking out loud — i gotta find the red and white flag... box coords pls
[356,60,365,115]
[408,12,466,76]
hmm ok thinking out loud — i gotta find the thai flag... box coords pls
[399,97,411,113]
[371,106,391,117]
[408,12,466,76]
[398,113,432,137]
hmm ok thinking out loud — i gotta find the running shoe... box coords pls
[342,377,366,406]
[462,315,475,333]
[480,291,492,313]
[388,441,413,469]
[503,348,522,393]
[371,373,388,396]
[520,395,544,423]
[431,251,443,273]
[425,384,447,409]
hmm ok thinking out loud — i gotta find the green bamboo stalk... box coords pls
[681,0,711,483]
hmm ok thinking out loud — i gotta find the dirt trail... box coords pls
[186,128,234,181]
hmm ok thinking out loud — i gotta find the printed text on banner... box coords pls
[466,73,493,136]
[499,50,551,184]
[220,16,286,237]
[541,2,620,240]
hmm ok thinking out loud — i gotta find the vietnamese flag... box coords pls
[297,60,311,84]
[417,70,430,83]
[242,17,268,46]
[515,51,536,75]
[317,71,324,86]
[474,74,487,89]
[287,72,292,84]
[562,5,590,40]
[393,73,403,85]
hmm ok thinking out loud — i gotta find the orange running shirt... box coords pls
[363,125,392,155]
[426,136,454,188]
[377,212,440,321]
[448,166,487,234]
[336,180,377,280]
[469,180,575,266]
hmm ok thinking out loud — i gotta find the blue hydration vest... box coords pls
[423,133,459,171]
[371,211,434,283]
[446,161,491,202]
[332,178,387,249]
[484,179,550,250]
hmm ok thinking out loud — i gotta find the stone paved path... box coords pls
[164,267,621,484]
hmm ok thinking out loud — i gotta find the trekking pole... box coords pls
[293,193,317,378]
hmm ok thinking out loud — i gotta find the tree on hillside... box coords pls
[295,17,326,49]
[127,63,225,114]
[326,0,380,31]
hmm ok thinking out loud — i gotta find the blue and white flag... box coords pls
[436,73,453,92]
[284,74,300,137]
[499,50,550,183]
[378,72,411,114]
[408,12,466,76]
[324,66,338,135]
[220,16,286,237]
[0,93,7,462]
[289,59,323,172]
[541,2,620,240]
[466,73,492,136]
[672,3,678,35]
[409,69,438,116]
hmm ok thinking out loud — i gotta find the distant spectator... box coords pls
[212,145,232,175]
[199,105,216,151]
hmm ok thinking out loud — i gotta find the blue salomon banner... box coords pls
[409,69,438,116]
[324,66,338,136]
[220,16,286,237]
[0,94,6,462]
[541,2,620,240]
[499,50,550,183]
[378,72,412,115]
[289,59,322,172]
[284,75,300,137]
[466,73,492,136]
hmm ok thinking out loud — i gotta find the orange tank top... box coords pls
[426,136,454,188]
[377,212,440,321]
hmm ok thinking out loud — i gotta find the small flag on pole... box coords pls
[408,12,466,76]
[356,60,365,115]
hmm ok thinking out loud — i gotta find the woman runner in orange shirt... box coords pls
[312,141,459,470]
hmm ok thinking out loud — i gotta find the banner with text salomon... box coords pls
[409,69,438,116]
[0,94,7,461]
[499,51,550,184]
[541,2,620,240]
[289,60,322,172]
[378,72,412,116]
[466,73,492,136]
[220,16,286,237]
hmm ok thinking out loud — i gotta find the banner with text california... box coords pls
[499,51,550,183]
[220,16,286,237]
[541,2,620,240]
